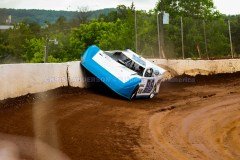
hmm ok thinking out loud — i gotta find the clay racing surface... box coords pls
[0,73,239,160]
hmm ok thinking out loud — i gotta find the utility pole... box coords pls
[44,37,58,63]
[135,9,138,53]
[44,46,48,63]
[160,12,166,59]
[44,37,48,63]
[228,20,234,58]
[181,17,185,59]
[203,20,209,59]
[157,12,162,58]
[157,0,166,59]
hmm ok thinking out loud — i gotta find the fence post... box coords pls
[181,17,185,59]
[135,10,138,53]
[157,12,162,59]
[203,20,209,59]
[228,20,234,58]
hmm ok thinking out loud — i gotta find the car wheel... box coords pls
[149,85,157,99]
[149,93,155,99]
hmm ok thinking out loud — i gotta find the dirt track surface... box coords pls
[0,73,240,160]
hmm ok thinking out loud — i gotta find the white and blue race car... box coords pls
[81,45,166,100]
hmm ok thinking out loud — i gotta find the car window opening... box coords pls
[108,51,145,76]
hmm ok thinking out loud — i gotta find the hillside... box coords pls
[0,8,115,25]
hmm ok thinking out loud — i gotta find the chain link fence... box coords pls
[1,13,240,64]
[136,13,240,59]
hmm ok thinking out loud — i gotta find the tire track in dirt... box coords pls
[149,94,240,160]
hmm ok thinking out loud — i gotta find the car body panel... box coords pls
[81,45,166,99]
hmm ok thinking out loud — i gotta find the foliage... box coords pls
[70,19,134,56]
[0,8,115,25]
[156,0,220,19]
[0,3,240,64]
[24,38,44,62]
[228,15,240,55]
[71,5,136,56]
[152,0,238,58]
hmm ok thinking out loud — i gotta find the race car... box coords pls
[81,45,166,99]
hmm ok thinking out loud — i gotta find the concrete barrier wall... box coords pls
[149,59,240,76]
[1,59,240,100]
[0,61,90,101]
[67,61,88,88]
[0,63,68,100]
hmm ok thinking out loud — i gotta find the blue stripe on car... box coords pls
[81,45,141,99]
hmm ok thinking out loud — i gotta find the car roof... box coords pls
[106,49,166,75]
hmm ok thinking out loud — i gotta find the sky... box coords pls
[0,0,239,15]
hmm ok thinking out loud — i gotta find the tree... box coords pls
[23,38,44,62]
[229,15,240,55]
[136,11,159,57]
[0,31,14,63]
[6,23,35,61]
[70,19,135,56]
[206,19,229,57]
[74,6,92,25]
[154,0,227,59]
[156,0,219,19]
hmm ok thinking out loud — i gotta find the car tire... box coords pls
[149,85,157,99]
[149,93,155,99]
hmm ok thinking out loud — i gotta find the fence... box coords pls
[135,12,240,60]
[1,13,239,63]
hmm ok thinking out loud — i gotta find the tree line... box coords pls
[0,8,114,25]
